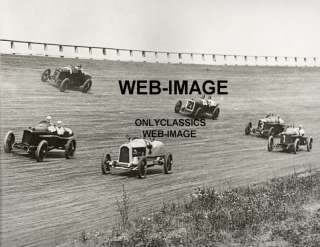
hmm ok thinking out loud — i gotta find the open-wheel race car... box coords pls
[41,65,92,93]
[267,127,313,154]
[245,114,287,138]
[101,137,173,178]
[3,121,76,162]
[174,97,220,119]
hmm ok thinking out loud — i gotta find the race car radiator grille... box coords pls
[119,146,129,163]
[22,130,32,144]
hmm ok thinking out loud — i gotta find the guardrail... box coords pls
[0,39,319,67]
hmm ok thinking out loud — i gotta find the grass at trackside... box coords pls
[74,170,320,247]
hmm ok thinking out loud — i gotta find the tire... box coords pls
[41,69,51,82]
[194,107,203,119]
[59,78,69,92]
[307,137,313,152]
[293,139,299,154]
[137,158,147,178]
[245,122,252,135]
[4,131,15,153]
[175,100,182,113]
[267,136,274,152]
[101,153,111,174]
[163,153,173,174]
[65,139,76,159]
[82,79,92,93]
[212,107,220,120]
[268,127,274,137]
[35,140,48,162]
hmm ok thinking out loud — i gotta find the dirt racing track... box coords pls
[1,54,320,247]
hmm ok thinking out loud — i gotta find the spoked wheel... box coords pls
[163,153,173,174]
[82,79,92,93]
[65,139,76,159]
[175,100,182,113]
[4,131,15,153]
[194,108,203,119]
[212,107,220,120]
[268,127,275,138]
[293,139,299,154]
[137,158,147,179]
[41,69,51,82]
[307,137,313,152]
[35,140,48,162]
[59,78,70,92]
[101,153,111,174]
[267,136,274,152]
[245,122,252,135]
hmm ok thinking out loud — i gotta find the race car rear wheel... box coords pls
[212,106,220,120]
[35,140,48,162]
[245,122,252,135]
[101,153,111,174]
[65,139,76,159]
[82,79,92,93]
[137,158,147,179]
[175,100,182,113]
[293,139,299,154]
[41,69,51,82]
[267,136,274,152]
[4,131,15,153]
[59,78,69,92]
[163,153,173,174]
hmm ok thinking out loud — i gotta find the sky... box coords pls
[1,0,320,57]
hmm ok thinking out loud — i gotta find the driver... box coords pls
[207,95,216,107]
[46,116,56,132]
[297,125,305,136]
[56,120,65,136]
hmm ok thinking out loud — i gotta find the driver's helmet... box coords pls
[298,124,303,129]
[46,115,52,123]
[200,94,205,99]
[75,64,82,70]
[57,120,63,127]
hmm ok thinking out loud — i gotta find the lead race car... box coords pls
[3,121,76,162]
[267,127,313,154]
[245,113,287,138]
[101,136,173,178]
[41,65,93,93]
[174,96,220,119]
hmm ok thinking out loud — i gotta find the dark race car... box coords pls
[3,121,76,162]
[245,113,287,138]
[267,127,313,154]
[41,65,92,93]
[174,97,220,119]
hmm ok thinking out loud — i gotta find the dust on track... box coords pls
[1,54,320,247]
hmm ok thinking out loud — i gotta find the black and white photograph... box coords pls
[0,0,320,246]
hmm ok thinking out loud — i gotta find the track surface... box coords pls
[1,55,320,247]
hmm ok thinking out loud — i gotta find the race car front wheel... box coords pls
[137,158,147,179]
[35,140,48,162]
[82,79,92,93]
[65,139,76,159]
[101,153,111,174]
[59,78,70,92]
[163,153,173,174]
[41,69,51,82]
[4,131,15,153]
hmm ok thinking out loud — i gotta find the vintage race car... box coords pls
[41,66,92,93]
[174,97,220,119]
[267,127,313,154]
[101,137,173,178]
[245,114,286,138]
[3,121,76,162]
